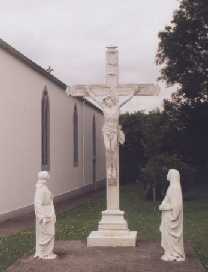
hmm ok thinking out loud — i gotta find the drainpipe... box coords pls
[82,99,86,186]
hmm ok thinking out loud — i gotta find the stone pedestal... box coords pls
[87,210,137,247]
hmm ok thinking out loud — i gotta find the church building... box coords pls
[0,38,105,222]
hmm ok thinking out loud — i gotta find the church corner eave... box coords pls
[65,86,103,114]
[81,97,103,114]
[0,38,102,114]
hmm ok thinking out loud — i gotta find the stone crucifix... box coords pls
[67,46,160,247]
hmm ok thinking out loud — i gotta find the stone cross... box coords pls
[67,46,160,247]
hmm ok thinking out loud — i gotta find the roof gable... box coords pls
[0,38,66,89]
[0,38,102,113]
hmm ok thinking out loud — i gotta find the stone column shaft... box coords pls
[106,46,119,210]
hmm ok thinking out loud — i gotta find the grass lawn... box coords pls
[0,184,207,271]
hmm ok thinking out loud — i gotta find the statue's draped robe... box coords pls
[34,181,56,258]
[160,169,185,261]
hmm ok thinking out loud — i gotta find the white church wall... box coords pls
[93,110,106,183]
[0,48,105,220]
[81,104,105,187]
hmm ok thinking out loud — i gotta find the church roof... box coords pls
[0,38,67,89]
[0,38,102,113]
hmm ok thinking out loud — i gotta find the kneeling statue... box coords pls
[159,169,185,262]
[34,171,56,259]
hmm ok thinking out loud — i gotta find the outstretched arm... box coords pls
[119,94,135,109]
[85,88,104,110]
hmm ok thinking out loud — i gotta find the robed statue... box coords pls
[159,169,185,262]
[34,171,56,259]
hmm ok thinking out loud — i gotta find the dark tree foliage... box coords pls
[141,153,194,202]
[119,110,181,184]
[157,0,208,103]
[120,112,145,183]
[119,110,195,201]
[157,0,208,175]
[164,98,208,167]
[119,0,208,199]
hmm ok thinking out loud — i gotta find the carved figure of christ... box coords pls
[67,46,160,211]
[84,88,134,188]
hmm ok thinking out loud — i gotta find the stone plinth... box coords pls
[87,210,137,247]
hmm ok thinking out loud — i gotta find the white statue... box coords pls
[159,169,185,262]
[86,89,134,184]
[34,171,56,259]
[69,47,159,247]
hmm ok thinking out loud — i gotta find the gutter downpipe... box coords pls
[82,99,86,187]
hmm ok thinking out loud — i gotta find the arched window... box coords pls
[73,104,79,166]
[41,86,50,170]
[92,115,96,158]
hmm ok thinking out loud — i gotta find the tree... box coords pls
[157,0,208,178]
[119,110,179,183]
[120,112,145,183]
[141,153,194,202]
[119,111,195,201]
[157,0,208,103]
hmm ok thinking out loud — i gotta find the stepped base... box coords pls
[87,210,137,247]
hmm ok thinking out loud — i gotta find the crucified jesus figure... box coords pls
[86,88,135,184]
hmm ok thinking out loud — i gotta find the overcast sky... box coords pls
[0,0,179,112]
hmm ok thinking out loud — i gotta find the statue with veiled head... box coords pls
[34,171,56,259]
[159,169,185,262]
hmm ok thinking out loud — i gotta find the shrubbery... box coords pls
[141,153,195,202]
[119,110,198,202]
